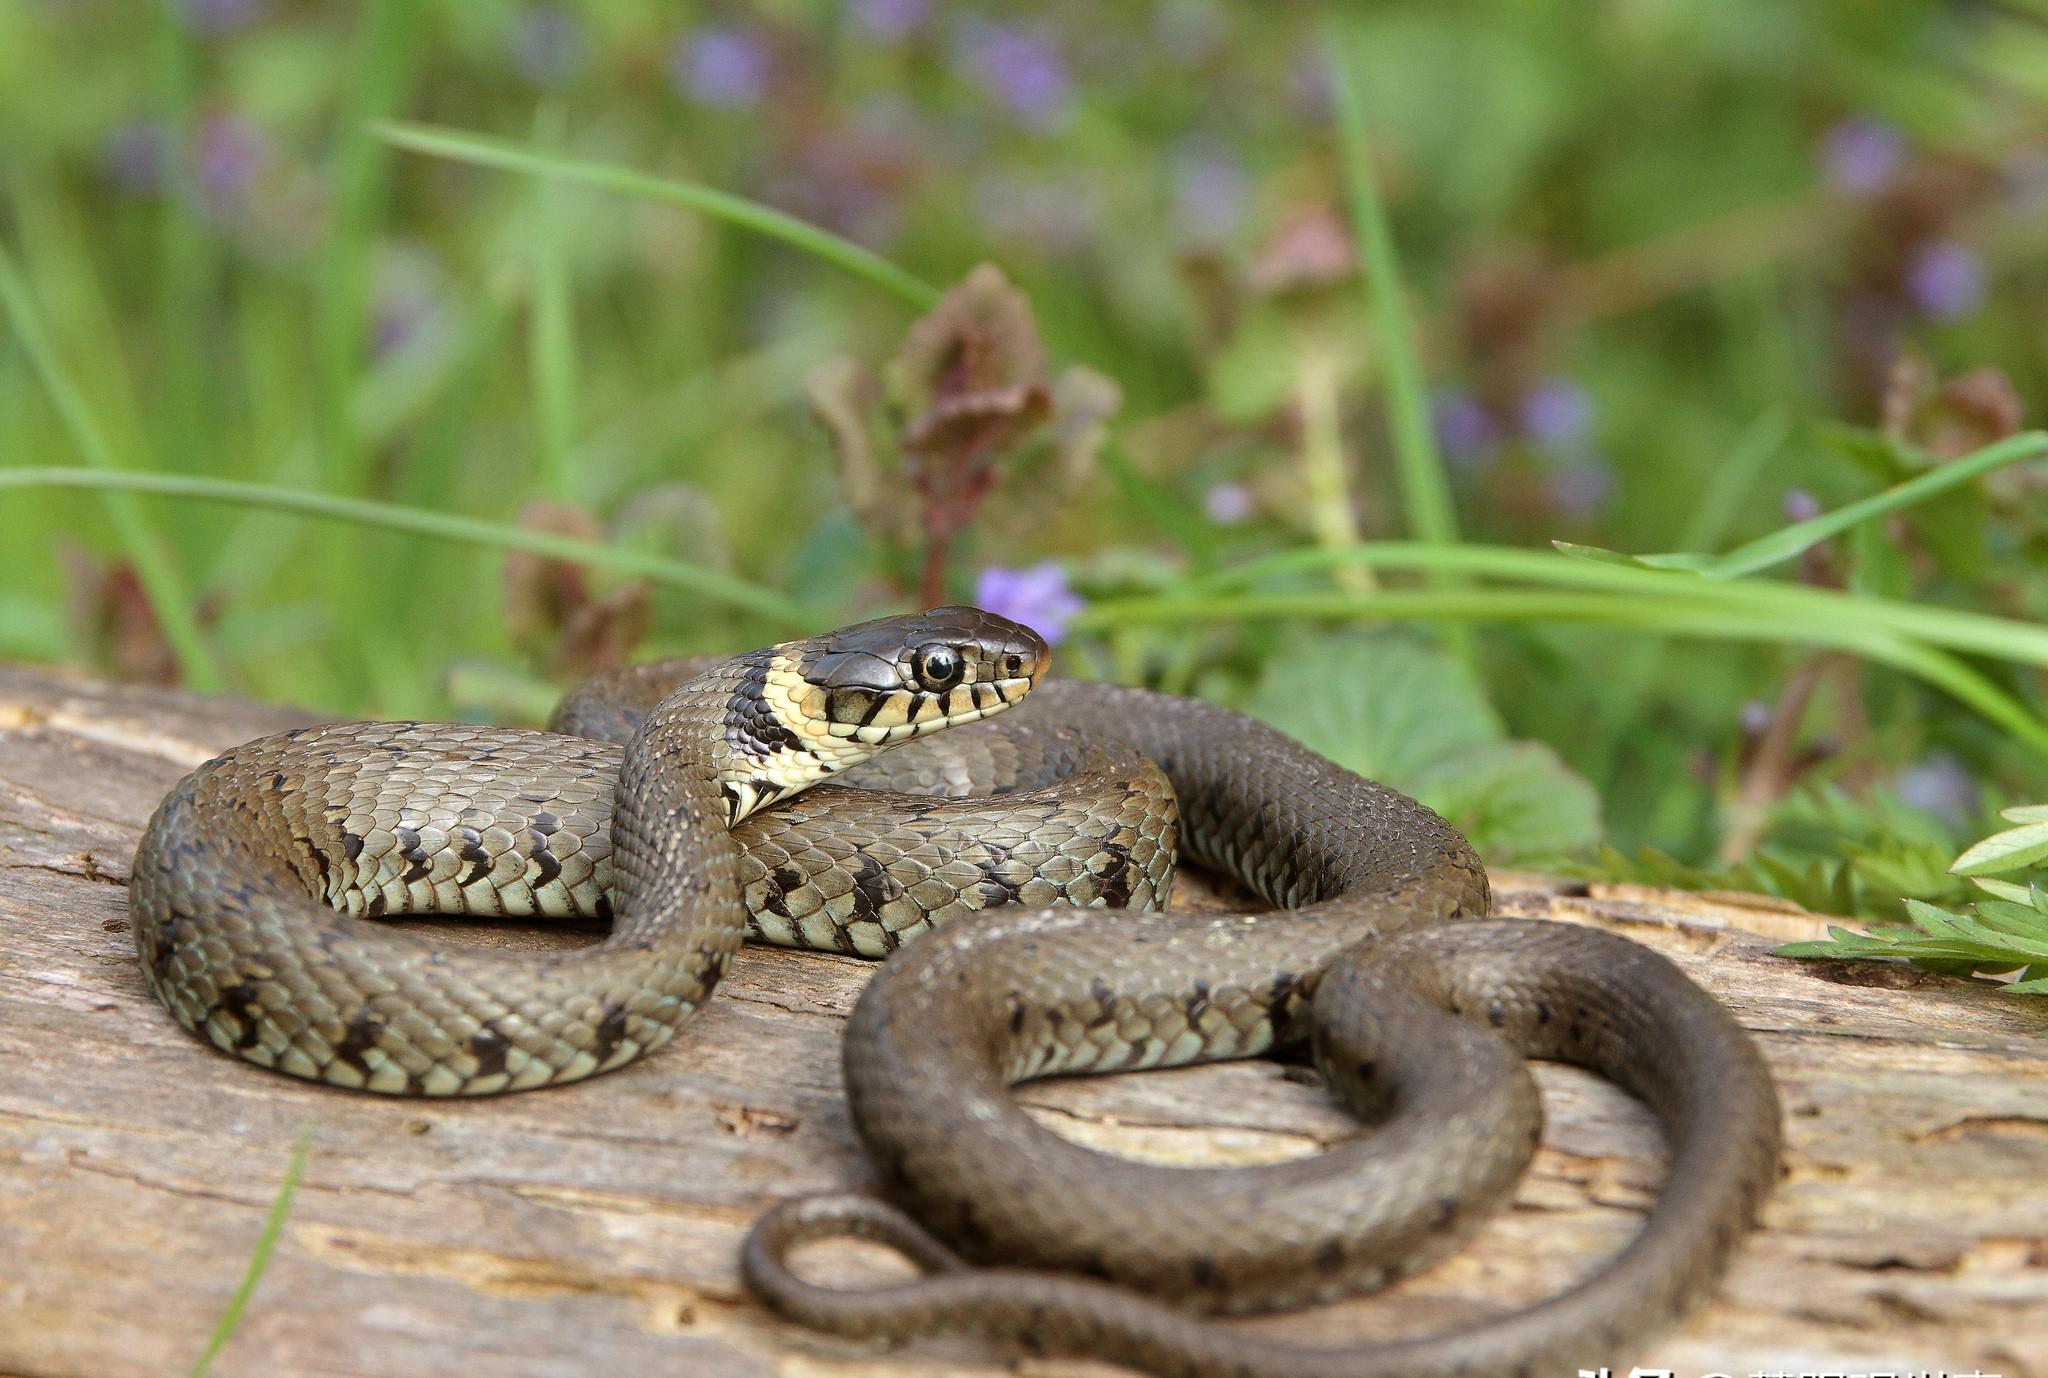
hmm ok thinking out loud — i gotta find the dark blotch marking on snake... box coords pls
[334,1009,387,1078]
[592,1003,632,1065]
[216,980,266,1050]
[1094,841,1134,908]
[849,853,898,922]
[1086,976,1118,1029]
[762,866,803,919]
[396,825,431,885]
[731,660,803,757]
[975,839,1023,907]
[531,839,562,890]
[469,1026,510,1080]
[454,826,492,888]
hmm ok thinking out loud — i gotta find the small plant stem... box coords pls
[1720,656,1830,865]
[1296,348,1375,594]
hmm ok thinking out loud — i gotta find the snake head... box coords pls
[797,605,1050,745]
[720,607,1049,822]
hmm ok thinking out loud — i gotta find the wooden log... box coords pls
[0,663,2042,1378]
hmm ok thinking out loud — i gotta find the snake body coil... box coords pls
[130,609,1781,1377]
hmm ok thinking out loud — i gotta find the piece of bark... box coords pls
[0,663,2042,1378]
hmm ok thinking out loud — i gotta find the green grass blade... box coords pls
[1325,21,1463,586]
[1644,430,2048,578]
[0,467,814,626]
[187,1125,312,1378]
[1074,586,2048,753]
[315,0,425,500]
[375,121,941,310]
[528,100,578,500]
[0,242,225,690]
[1175,541,2048,670]
[153,1,211,473]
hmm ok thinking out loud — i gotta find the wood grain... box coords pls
[1,663,2042,1378]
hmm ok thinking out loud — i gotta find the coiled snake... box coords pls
[130,607,1781,1377]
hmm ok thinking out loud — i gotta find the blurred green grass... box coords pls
[4,0,2047,893]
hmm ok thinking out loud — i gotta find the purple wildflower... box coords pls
[1172,142,1248,243]
[1545,459,1614,518]
[1739,699,1771,735]
[198,113,267,208]
[1819,117,1904,195]
[1905,241,1985,321]
[1203,481,1255,525]
[974,563,1085,645]
[1782,488,1823,523]
[510,7,587,87]
[1518,377,1594,449]
[370,246,448,363]
[1891,751,1978,829]
[1431,388,1499,466]
[960,24,1074,130]
[851,0,931,42]
[177,0,262,36]
[1287,43,1334,121]
[672,27,772,109]
[103,122,171,198]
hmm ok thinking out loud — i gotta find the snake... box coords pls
[128,607,1782,1376]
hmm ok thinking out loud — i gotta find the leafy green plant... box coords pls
[1777,805,2048,992]
[1243,631,1600,861]
[1565,782,1975,919]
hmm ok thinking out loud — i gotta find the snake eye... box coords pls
[1005,654,1023,676]
[911,643,963,691]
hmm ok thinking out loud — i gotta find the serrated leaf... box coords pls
[1243,631,1501,787]
[1970,901,2048,937]
[1774,939,1864,959]
[2000,975,2048,995]
[1410,739,1603,862]
[1951,820,2048,876]
[1243,631,1599,862]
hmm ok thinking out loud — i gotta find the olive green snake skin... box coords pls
[129,608,1781,1377]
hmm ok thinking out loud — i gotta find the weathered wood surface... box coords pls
[1,662,2043,1378]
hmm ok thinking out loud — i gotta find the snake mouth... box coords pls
[821,673,1035,745]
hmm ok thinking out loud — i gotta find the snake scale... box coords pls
[129,607,1781,1376]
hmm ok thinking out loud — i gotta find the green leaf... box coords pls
[1951,820,2048,876]
[1241,631,1600,860]
[1412,740,1604,861]
[1629,551,1723,572]
[1242,632,1500,784]
[1969,876,2036,904]
[2000,804,2048,824]
[1550,540,1653,568]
